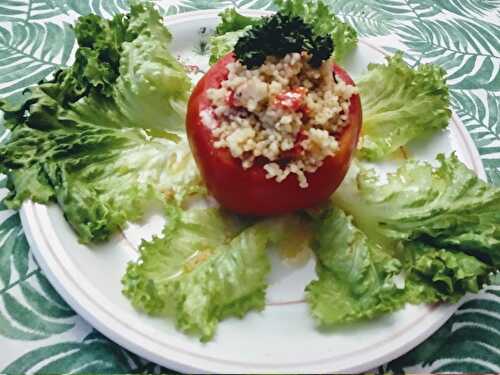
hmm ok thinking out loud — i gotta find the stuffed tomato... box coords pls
[187,52,362,215]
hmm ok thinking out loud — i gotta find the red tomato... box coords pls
[186,53,362,216]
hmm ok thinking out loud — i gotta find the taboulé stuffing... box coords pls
[203,52,358,188]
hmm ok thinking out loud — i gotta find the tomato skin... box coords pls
[186,53,362,216]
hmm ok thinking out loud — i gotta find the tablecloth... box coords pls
[0,0,499,373]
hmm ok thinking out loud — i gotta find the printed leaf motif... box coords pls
[451,90,500,184]
[397,18,499,91]
[247,0,276,10]
[0,0,129,21]
[0,212,31,289]
[161,0,225,15]
[0,194,75,341]
[0,1,26,22]
[29,0,67,20]
[0,21,75,104]
[162,0,275,15]
[0,269,76,340]
[433,0,500,17]
[388,286,500,373]
[380,0,500,18]
[64,0,129,17]
[0,0,66,22]
[325,0,398,37]
[2,292,72,335]
[2,330,165,373]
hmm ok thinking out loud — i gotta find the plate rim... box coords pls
[20,9,487,374]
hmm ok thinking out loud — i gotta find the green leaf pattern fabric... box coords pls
[0,0,498,372]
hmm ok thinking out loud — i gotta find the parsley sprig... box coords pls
[234,12,334,69]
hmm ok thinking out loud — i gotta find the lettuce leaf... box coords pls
[357,52,451,160]
[306,206,406,325]
[122,204,271,341]
[48,3,190,133]
[112,8,191,133]
[308,155,498,327]
[209,8,259,65]
[209,29,249,65]
[0,3,198,243]
[1,111,201,243]
[404,242,492,304]
[215,8,260,35]
[306,205,494,326]
[335,154,500,266]
[208,0,357,65]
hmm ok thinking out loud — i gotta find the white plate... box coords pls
[20,10,486,374]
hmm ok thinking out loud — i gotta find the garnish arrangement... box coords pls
[0,0,498,343]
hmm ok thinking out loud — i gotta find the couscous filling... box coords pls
[203,52,357,188]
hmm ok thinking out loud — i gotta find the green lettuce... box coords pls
[209,29,249,65]
[52,2,191,133]
[0,3,198,243]
[307,155,498,327]
[403,242,492,304]
[334,154,500,266]
[357,52,451,160]
[111,12,191,133]
[214,8,260,35]
[208,0,357,65]
[209,8,259,65]
[122,204,272,341]
[0,113,201,243]
[306,206,406,325]
[306,205,494,327]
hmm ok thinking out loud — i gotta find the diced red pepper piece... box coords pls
[274,87,308,111]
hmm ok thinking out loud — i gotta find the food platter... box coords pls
[20,10,486,374]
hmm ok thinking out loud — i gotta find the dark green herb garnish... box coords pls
[234,12,334,69]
